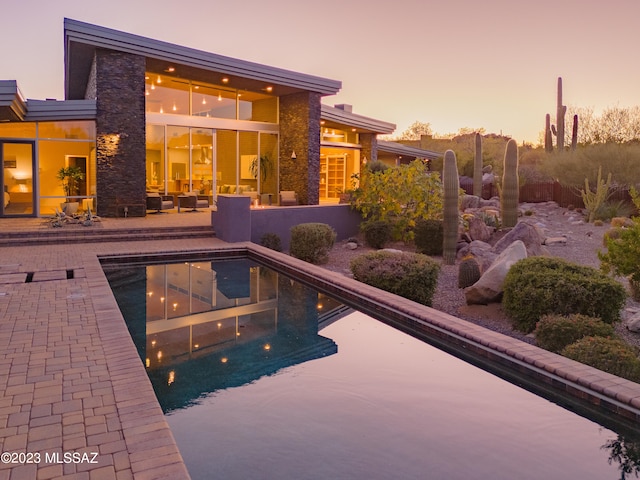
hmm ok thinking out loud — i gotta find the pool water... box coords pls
[103,258,640,480]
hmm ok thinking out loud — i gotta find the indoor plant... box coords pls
[57,166,84,214]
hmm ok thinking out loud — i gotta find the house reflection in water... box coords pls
[105,259,340,412]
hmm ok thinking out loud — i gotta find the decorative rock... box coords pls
[465,240,528,305]
[467,215,492,242]
[344,242,358,250]
[543,236,567,245]
[627,311,640,332]
[493,221,548,257]
[461,195,481,211]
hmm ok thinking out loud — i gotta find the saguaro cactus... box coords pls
[571,114,579,151]
[442,150,459,265]
[556,77,566,151]
[501,139,519,228]
[544,114,553,153]
[473,133,483,197]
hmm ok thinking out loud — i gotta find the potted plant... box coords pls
[57,166,84,214]
[249,154,273,192]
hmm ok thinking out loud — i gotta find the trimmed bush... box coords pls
[414,219,444,256]
[350,250,440,306]
[289,223,336,264]
[534,314,615,353]
[259,232,282,252]
[503,256,626,333]
[562,336,640,382]
[362,220,392,249]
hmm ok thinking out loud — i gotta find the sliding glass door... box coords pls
[1,141,35,216]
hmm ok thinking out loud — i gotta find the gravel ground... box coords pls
[321,202,640,348]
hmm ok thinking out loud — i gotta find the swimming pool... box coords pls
[103,256,640,479]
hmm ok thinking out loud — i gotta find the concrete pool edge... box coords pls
[244,243,640,426]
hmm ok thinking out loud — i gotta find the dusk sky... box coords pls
[3,0,638,143]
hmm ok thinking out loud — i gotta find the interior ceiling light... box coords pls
[157,76,162,84]
[265,86,273,93]
[166,66,175,72]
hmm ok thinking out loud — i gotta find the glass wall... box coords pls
[145,73,277,123]
[147,125,278,205]
[319,147,360,203]
[0,120,96,217]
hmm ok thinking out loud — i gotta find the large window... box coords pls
[145,73,277,123]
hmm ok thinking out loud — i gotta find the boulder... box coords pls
[467,215,492,242]
[493,221,548,257]
[465,240,527,305]
[627,311,640,333]
[461,195,481,211]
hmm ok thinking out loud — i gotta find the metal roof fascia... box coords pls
[321,104,395,134]
[0,80,27,121]
[24,99,97,121]
[64,19,342,95]
[377,140,442,160]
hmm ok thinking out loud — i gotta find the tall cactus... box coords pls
[442,150,459,265]
[544,113,553,153]
[556,77,566,151]
[501,139,519,228]
[571,114,579,151]
[473,133,483,197]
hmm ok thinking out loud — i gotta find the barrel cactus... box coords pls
[442,150,459,265]
[501,139,519,228]
[458,256,481,288]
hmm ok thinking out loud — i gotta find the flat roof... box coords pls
[377,140,442,160]
[64,18,342,100]
[321,104,395,134]
[0,80,27,122]
[24,99,96,121]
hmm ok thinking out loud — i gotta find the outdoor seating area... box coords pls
[146,192,175,213]
[177,192,210,212]
[279,190,298,206]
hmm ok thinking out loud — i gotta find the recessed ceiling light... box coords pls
[266,86,273,92]
[166,67,175,72]
[222,77,229,83]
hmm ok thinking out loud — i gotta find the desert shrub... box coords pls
[603,226,623,247]
[600,219,640,286]
[534,313,615,353]
[503,257,626,333]
[562,336,640,382]
[350,250,440,306]
[289,223,336,264]
[259,232,282,252]
[361,220,392,249]
[594,199,635,222]
[414,219,444,255]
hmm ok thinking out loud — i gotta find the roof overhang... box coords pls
[377,140,442,161]
[24,99,96,121]
[0,80,27,122]
[64,18,342,100]
[321,104,395,134]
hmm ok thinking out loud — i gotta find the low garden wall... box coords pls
[211,195,362,250]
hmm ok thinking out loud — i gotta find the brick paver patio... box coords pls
[0,211,639,479]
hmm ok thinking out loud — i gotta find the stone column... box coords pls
[94,50,146,217]
[360,133,378,163]
[278,91,321,205]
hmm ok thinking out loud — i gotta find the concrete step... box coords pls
[0,225,215,246]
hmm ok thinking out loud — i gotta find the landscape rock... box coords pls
[543,236,567,246]
[493,221,549,257]
[457,240,497,272]
[344,242,358,250]
[461,195,481,211]
[627,311,640,333]
[467,215,493,242]
[465,240,528,305]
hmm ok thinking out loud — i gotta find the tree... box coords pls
[398,121,433,140]
[563,105,640,145]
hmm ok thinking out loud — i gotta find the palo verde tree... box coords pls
[349,160,443,242]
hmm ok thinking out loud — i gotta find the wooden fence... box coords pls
[459,178,632,209]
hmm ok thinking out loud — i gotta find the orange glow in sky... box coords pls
[2,0,638,144]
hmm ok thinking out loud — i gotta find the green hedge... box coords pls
[534,314,615,353]
[503,257,626,333]
[362,220,392,249]
[350,250,440,306]
[414,219,444,256]
[289,223,336,264]
[562,336,640,382]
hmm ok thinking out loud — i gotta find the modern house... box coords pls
[0,18,439,218]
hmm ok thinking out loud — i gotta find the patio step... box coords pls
[0,225,215,246]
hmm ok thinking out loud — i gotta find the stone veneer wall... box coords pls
[92,50,146,217]
[359,133,378,163]
[279,92,322,205]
